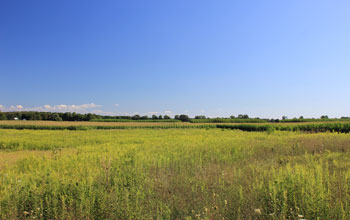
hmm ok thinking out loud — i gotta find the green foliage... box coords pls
[1,130,350,219]
[218,123,350,133]
[179,114,190,122]
[0,123,216,131]
[90,119,180,122]
[0,112,7,120]
[191,118,268,123]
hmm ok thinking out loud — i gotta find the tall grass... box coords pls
[218,122,350,133]
[0,124,216,131]
[90,119,181,122]
[190,118,268,123]
[1,129,350,219]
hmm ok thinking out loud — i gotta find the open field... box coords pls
[1,120,350,134]
[1,128,350,219]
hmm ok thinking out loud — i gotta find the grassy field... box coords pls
[1,120,350,132]
[1,128,350,219]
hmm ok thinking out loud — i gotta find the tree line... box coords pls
[0,111,350,123]
[0,111,191,122]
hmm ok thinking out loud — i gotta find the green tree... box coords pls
[0,112,7,120]
[132,115,141,120]
[179,114,189,122]
[195,115,206,119]
[51,113,63,121]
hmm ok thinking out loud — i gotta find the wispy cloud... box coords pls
[148,112,158,115]
[0,103,102,113]
[114,104,119,107]
[164,110,172,115]
[91,109,118,116]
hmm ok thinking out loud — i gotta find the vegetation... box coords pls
[2,121,350,134]
[2,111,350,124]
[90,119,180,122]
[0,122,216,131]
[1,129,350,219]
[190,118,268,123]
[218,122,350,133]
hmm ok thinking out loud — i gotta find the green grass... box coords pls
[218,122,350,133]
[1,129,350,219]
[0,123,216,131]
[90,119,181,122]
[189,118,269,123]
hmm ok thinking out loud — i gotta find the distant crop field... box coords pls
[1,129,350,219]
[0,119,349,128]
[1,120,350,134]
[0,120,186,126]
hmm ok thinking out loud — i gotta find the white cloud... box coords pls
[0,105,3,109]
[114,104,119,107]
[91,110,117,116]
[148,112,158,115]
[164,110,172,114]
[0,103,102,113]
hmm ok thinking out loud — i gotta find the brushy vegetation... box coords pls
[0,123,216,131]
[90,119,181,122]
[2,121,350,134]
[218,122,350,133]
[1,129,350,219]
[190,118,269,123]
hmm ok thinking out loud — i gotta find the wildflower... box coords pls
[224,200,228,205]
[23,211,29,215]
[254,208,262,215]
[204,207,208,213]
[298,214,304,218]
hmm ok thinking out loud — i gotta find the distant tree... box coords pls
[72,112,77,121]
[195,115,206,119]
[299,116,304,119]
[85,113,96,121]
[158,115,163,120]
[141,115,149,120]
[132,114,141,120]
[152,115,158,120]
[238,114,249,119]
[282,116,288,120]
[179,114,189,122]
[230,115,235,119]
[0,112,7,120]
[174,115,179,120]
[51,113,62,121]
[321,115,329,119]
[164,115,170,119]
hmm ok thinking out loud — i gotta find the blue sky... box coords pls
[1,0,349,118]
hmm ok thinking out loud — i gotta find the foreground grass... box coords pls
[1,129,350,219]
